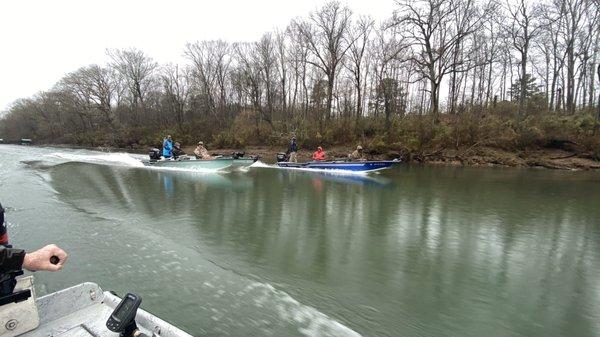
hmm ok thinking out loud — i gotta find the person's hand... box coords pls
[23,244,68,271]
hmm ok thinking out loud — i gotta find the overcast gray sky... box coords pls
[0,0,395,112]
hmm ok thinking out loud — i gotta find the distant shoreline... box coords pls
[16,143,600,171]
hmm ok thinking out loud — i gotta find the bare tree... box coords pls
[394,0,487,121]
[107,48,157,107]
[160,64,191,127]
[288,28,312,117]
[184,41,232,118]
[4,0,600,150]
[371,25,407,122]
[292,1,353,119]
[234,42,270,124]
[257,33,278,117]
[274,30,289,115]
[345,16,375,118]
[59,65,117,127]
[597,63,600,120]
[503,0,544,115]
[558,0,588,113]
[539,2,566,111]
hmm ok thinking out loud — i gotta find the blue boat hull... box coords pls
[276,160,398,172]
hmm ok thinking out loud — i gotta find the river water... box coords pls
[0,145,599,337]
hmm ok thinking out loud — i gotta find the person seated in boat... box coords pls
[348,145,366,161]
[194,141,212,160]
[172,142,186,159]
[288,136,298,163]
[162,135,173,159]
[312,146,326,161]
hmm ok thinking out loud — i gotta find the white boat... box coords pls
[1,276,192,337]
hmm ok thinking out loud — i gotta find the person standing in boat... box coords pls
[348,145,365,161]
[312,146,326,161]
[194,141,212,160]
[288,136,298,163]
[162,135,173,159]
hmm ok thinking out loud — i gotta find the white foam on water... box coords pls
[45,152,145,167]
[142,165,227,174]
[257,162,373,177]
[250,161,272,168]
[247,282,362,337]
[43,152,228,174]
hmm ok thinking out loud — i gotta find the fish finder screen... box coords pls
[115,296,135,320]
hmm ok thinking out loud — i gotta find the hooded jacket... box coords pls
[162,138,173,157]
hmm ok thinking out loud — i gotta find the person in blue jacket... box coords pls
[162,135,173,158]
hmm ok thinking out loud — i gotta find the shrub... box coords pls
[212,131,244,148]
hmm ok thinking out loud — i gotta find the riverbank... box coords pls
[181,144,600,170]
[7,111,599,172]
[24,142,599,171]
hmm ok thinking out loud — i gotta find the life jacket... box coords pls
[312,150,326,161]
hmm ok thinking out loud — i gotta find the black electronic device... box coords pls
[106,293,142,334]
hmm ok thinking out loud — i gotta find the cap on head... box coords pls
[357,145,363,150]
[292,136,296,140]
[167,135,172,139]
[198,141,204,145]
[317,146,323,151]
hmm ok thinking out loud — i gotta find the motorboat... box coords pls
[276,154,399,173]
[1,276,192,337]
[143,149,258,171]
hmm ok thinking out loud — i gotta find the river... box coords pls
[0,145,599,337]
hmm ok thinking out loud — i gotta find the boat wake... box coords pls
[44,152,145,168]
[249,161,272,169]
[245,282,362,337]
[143,165,228,174]
[41,152,231,174]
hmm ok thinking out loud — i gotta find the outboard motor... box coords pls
[276,152,288,162]
[148,148,161,160]
[232,151,246,159]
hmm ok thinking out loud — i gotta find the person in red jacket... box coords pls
[312,146,326,161]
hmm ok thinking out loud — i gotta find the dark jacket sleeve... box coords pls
[0,247,25,274]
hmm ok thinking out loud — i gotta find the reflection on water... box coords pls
[3,145,600,337]
[44,160,600,337]
[282,170,393,188]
